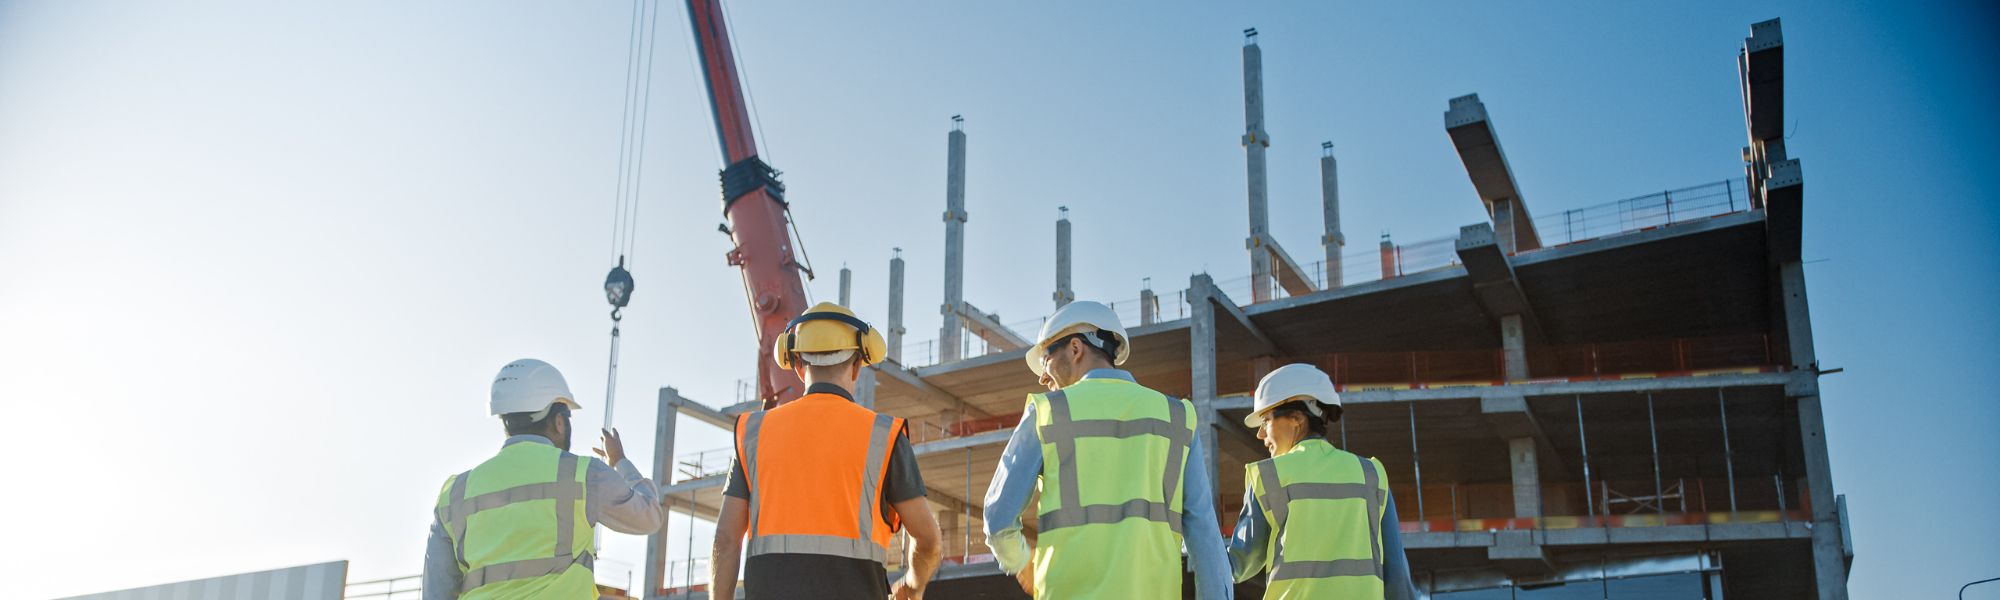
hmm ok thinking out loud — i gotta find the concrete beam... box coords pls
[955,301,1029,351]
[670,393,740,432]
[913,428,1013,456]
[1210,371,1805,410]
[872,361,993,419]
[1190,273,1223,490]
[1454,223,1537,319]
[1445,94,1542,252]
[1487,530,1554,578]
[1740,18,1786,145]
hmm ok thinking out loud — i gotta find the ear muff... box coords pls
[773,311,886,369]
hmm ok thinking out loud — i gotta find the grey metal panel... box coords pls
[56,561,347,600]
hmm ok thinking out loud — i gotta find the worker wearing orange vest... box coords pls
[711,303,944,600]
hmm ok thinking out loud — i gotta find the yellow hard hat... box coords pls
[772,302,888,370]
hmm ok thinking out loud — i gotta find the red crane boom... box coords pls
[686,0,809,407]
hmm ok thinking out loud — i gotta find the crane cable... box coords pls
[603,0,662,434]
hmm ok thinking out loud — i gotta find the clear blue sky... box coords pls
[1,1,1993,598]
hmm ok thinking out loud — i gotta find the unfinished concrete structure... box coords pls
[644,18,1847,600]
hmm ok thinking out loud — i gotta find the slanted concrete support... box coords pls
[1781,259,1848,599]
[644,387,685,600]
[872,362,992,419]
[1445,94,1542,253]
[940,116,968,362]
[954,302,1028,351]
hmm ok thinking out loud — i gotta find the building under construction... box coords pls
[642,17,1851,600]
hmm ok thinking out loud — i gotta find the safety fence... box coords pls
[890,177,1751,369]
[349,562,638,599]
[1393,474,1815,533]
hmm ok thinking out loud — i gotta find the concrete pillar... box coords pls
[856,366,877,409]
[1320,142,1345,288]
[1500,314,1528,382]
[1188,274,1221,489]
[1054,207,1073,309]
[940,116,968,363]
[1780,261,1848,599]
[1508,437,1541,518]
[1379,232,1396,279]
[838,265,852,307]
[1241,29,1275,303]
[887,248,905,363]
[643,387,682,600]
[1140,279,1158,326]
[1491,198,1518,254]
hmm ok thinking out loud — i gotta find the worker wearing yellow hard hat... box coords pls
[711,302,944,600]
[1228,363,1419,599]
[423,359,665,600]
[983,300,1235,600]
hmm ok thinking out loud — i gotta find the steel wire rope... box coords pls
[623,0,664,266]
[609,0,645,259]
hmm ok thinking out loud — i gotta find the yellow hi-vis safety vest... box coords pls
[1246,438,1390,599]
[1030,377,1196,600]
[435,441,595,600]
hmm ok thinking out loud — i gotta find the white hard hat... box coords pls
[490,358,581,417]
[1244,363,1340,428]
[1025,301,1130,378]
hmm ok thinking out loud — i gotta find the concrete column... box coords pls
[1189,274,1221,489]
[1140,279,1158,326]
[1241,29,1274,303]
[1491,198,1518,254]
[887,248,905,363]
[643,387,682,600]
[940,116,968,363]
[1780,261,1848,600]
[1500,314,1528,382]
[1054,207,1073,309]
[838,265,852,307]
[1320,142,1345,288]
[1379,233,1396,279]
[856,366,877,409]
[1508,437,1541,518]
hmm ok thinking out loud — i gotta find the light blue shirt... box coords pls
[421,435,664,600]
[1227,468,1419,599]
[982,368,1234,600]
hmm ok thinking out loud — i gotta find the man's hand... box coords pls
[593,428,626,467]
[1014,559,1035,597]
[889,574,924,600]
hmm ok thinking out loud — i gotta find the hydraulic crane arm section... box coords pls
[688,0,808,407]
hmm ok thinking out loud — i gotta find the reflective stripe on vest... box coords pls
[1255,451,1386,583]
[435,445,594,598]
[739,408,899,563]
[1037,388,1191,534]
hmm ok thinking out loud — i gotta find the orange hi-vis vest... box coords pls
[735,392,907,563]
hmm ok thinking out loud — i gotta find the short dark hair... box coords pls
[1051,331,1119,365]
[1271,401,1330,437]
[501,402,570,436]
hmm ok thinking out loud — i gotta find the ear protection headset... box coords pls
[774,310,887,369]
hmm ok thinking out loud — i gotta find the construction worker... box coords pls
[711,302,944,600]
[983,300,1234,600]
[1228,364,1418,599]
[423,359,664,600]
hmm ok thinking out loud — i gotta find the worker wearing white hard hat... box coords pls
[985,301,1235,600]
[1228,364,1419,599]
[421,359,665,600]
